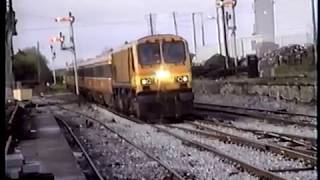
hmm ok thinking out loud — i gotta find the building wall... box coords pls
[253,0,275,42]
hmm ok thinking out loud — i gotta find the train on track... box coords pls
[66,34,194,120]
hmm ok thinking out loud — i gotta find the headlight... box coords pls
[141,78,153,85]
[155,70,171,79]
[176,75,189,83]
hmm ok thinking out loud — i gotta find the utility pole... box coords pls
[149,13,154,35]
[231,6,238,68]
[50,45,56,85]
[216,6,222,54]
[172,12,178,35]
[55,12,79,96]
[36,41,41,83]
[311,0,317,64]
[221,2,230,69]
[201,13,205,46]
[241,38,245,58]
[192,12,197,54]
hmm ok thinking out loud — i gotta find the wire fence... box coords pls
[196,32,315,63]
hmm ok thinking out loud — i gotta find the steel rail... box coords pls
[154,125,286,180]
[268,166,315,173]
[183,122,317,165]
[6,103,20,156]
[5,136,13,156]
[257,132,317,151]
[8,103,19,125]
[194,103,316,128]
[194,102,317,118]
[56,105,184,180]
[205,120,317,149]
[54,115,105,180]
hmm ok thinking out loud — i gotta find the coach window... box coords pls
[103,64,111,77]
[93,66,98,77]
[78,69,82,77]
[86,68,90,77]
[97,66,103,77]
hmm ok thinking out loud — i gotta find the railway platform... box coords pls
[10,105,86,180]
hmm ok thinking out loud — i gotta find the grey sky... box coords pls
[13,0,316,69]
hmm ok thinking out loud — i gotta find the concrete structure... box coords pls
[5,0,17,102]
[17,106,86,180]
[253,0,275,42]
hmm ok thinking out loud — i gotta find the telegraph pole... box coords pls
[216,6,222,54]
[192,12,197,54]
[311,0,317,64]
[231,5,238,68]
[36,41,41,83]
[50,45,56,85]
[201,13,205,46]
[221,2,230,69]
[172,12,178,35]
[149,13,154,35]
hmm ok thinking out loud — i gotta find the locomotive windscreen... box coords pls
[162,41,186,64]
[138,42,161,65]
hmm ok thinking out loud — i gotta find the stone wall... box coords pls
[193,79,316,104]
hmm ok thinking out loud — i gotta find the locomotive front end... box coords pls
[134,35,194,119]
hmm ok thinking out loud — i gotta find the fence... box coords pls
[196,32,314,63]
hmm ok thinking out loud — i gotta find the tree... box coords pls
[13,47,52,84]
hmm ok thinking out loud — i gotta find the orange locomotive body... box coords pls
[66,34,194,120]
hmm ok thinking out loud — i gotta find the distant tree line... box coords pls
[13,47,53,85]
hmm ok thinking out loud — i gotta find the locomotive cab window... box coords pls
[138,42,161,65]
[162,41,186,64]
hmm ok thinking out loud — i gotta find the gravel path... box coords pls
[63,103,257,180]
[163,124,317,180]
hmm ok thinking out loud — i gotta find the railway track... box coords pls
[6,103,23,155]
[173,121,316,165]
[53,105,184,180]
[194,103,316,118]
[194,103,316,128]
[59,103,296,180]
[206,120,317,149]
[54,115,105,180]
[39,93,317,179]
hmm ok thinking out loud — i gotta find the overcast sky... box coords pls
[12,0,316,69]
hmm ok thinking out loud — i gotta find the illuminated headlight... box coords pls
[141,78,153,85]
[155,70,171,79]
[176,75,189,83]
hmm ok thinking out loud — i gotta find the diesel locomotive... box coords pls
[66,34,194,120]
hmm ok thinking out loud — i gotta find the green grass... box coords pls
[275,56,316,78]
[48,83,67,93]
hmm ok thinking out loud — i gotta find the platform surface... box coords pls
[17,107,86,180]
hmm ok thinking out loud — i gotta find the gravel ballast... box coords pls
[62,103,257,180]
[163,124,317,180]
